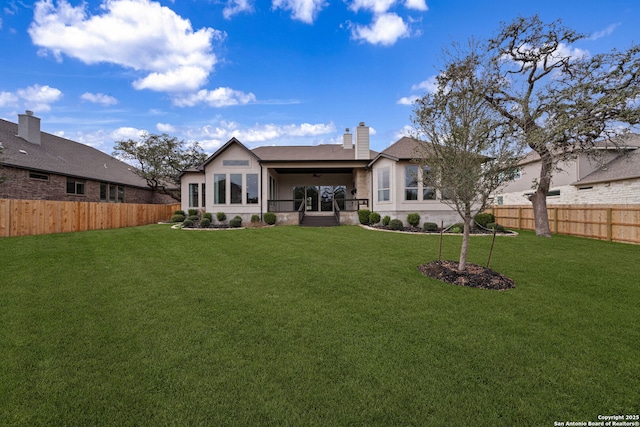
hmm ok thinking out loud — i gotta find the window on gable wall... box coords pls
[214,174,226,204]
[189,183,199,207]
[421,166,436,200]
[378,168,390,202]
[405,165,419,200]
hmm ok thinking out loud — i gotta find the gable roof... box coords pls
[0,118,152,188]
[380,136,421,160]
[199,137,261,169]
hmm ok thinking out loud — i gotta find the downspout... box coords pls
[260,164,263,220]
[369,166,374,213]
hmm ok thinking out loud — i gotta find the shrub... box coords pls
[171,214,185,223]
[423,222,438,232]
[389,219,404,230]
[382,215,390,226]
[173,210,185,216]
[264,212,277,225]
[229,215,242,228]
[200,218,211,228]
[187,215,199,222]
[182,219,195,228]
[369,212,381,225]
[203,212,213,221]
[487,222,506,233]
[474,212,496,228]
[407,213,420,227]
[216,212,227,222]
[188,209,199,217]
[358,209,371,225]
[448,223,463,233]
[251,214,261,223]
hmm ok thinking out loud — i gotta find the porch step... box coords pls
[300,215,339,227]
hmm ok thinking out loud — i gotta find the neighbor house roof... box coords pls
[573,148,640,185]
[0,118,152,188]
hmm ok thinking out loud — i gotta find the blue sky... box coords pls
[1,0,638,155]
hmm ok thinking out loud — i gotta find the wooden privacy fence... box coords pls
[0,199,181,238]
[488,204,640,244]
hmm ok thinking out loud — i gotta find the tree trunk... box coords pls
[530,148,553,237]
[458,205,471,271]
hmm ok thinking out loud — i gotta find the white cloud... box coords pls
[29,0,223,92]
[223,0,254,19]
[404,0,427,10]
[411,75,437,93]
[172,87,257,107]
[351,13,409,46]
[397,95,418,105]
[271,0,328,24]
[80,92,118,106]
[156,123,176,133]
[186,120,336,151]
[589,23,620,41]
[349,0,396,14]
[14,84,63,112]
[0,91,19,108]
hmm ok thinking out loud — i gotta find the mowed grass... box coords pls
[1,225,638,426]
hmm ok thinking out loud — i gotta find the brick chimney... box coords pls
[18,110,41,145]
[355,122,369,160]
[343,128,353,149]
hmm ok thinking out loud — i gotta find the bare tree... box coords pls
[113,133,207,201]
[412,52,523,271]
[482,15,640,236]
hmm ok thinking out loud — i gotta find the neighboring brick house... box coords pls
[495,134,640,206]
[0,111,176,204]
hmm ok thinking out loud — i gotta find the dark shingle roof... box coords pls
[574,148,640,185]
[0,118,153,188]
[252,144,377,161]
[380,136,421,159]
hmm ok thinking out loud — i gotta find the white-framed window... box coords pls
[378,168,390,202]
[246,174,258,204]
[223,160,250,167]
[421,166,436,200]
[189,183,199,207]
[230,174,242,204]
[214,174,226,204]
[405,165,418,201]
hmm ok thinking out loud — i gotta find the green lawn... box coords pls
[1,225,638,426]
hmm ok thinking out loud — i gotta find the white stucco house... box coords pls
[495,134,640,206]
[180,123,465,226]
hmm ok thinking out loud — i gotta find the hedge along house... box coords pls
[181,122,464,227]
[0,111,177,204]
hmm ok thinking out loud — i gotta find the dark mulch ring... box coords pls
[370,225,514,235]
[418,260,515,291]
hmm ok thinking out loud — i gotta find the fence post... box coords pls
[606,208,613,241]
[518,207,523,230]
[553,208,558,234]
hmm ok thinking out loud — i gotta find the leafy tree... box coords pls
[113,133,206,201]
[480,15,640,236]
[412,51,523,271]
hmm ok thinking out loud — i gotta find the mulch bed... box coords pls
[417,260,515,290]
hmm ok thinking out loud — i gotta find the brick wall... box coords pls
[0,166,177,204]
